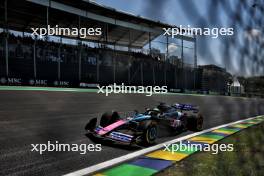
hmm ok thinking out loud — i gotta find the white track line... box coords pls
[64,116,262,176]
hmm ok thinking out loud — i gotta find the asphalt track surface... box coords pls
[1,90,264,176]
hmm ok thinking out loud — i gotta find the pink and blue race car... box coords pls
[85,103,204,146]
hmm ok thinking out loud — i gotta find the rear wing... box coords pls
[172,103,199,112]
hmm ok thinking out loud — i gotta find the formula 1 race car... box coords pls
[85,103,203,146]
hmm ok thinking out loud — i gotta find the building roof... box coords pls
[199,64,226,72]
[231,78,242,87]
[0,0,194,48]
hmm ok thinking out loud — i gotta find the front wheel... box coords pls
[100,111,120,127]
[142,124,157,145]
[85,118,97,131]
[100,112,112,127]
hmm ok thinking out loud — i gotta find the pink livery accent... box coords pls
[98,120,126,135]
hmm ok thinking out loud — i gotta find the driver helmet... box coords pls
[157,103,170,112]
[149,108,160,116]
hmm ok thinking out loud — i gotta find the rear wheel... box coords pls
[196,114,203,131]
[187,113,203,131]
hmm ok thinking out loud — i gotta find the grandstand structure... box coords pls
[0,0,197,89]
[197,65,232,94]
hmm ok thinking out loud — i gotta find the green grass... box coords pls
[0,85,248,99]
[0,86,98,92]
[157,122,264,176]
